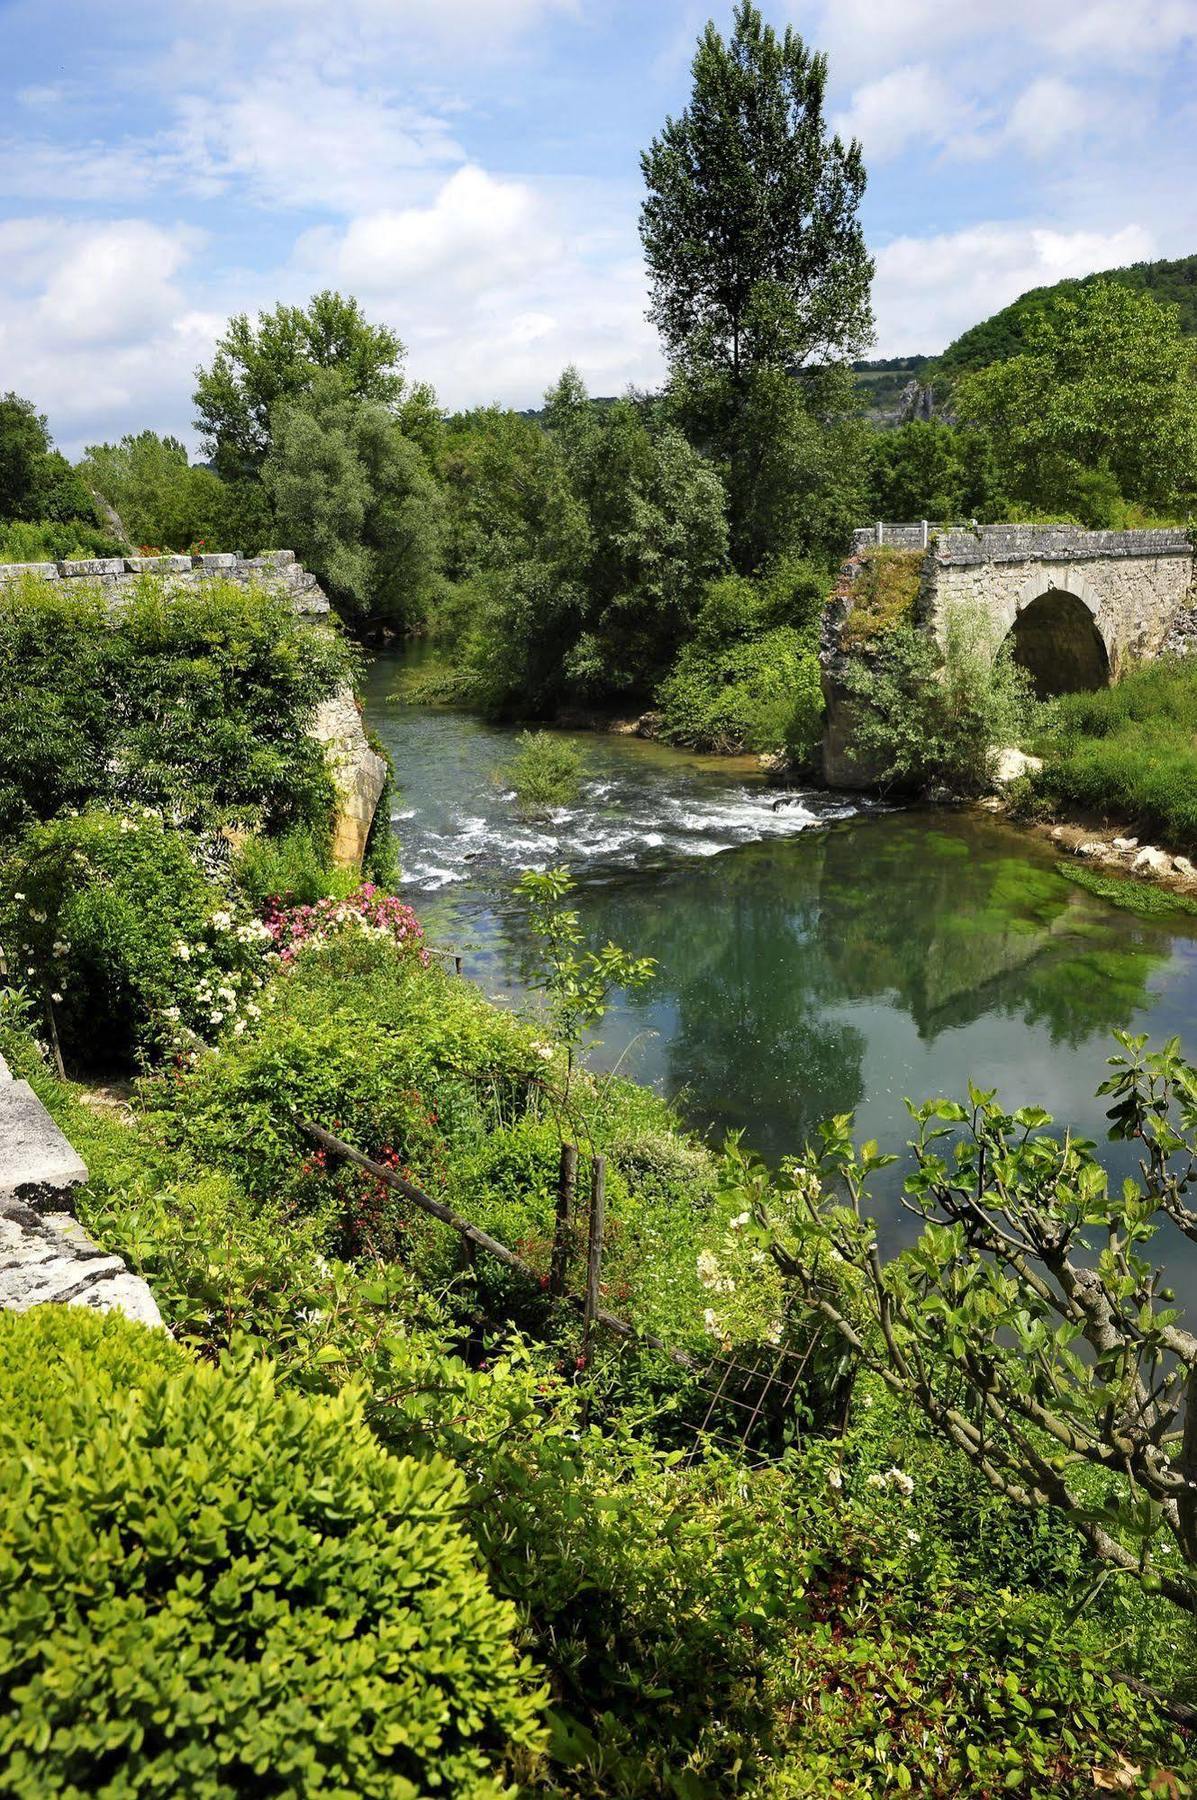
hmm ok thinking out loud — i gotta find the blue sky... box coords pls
[2,0,1195,456]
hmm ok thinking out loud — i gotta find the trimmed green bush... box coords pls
[0,1306,546,1799]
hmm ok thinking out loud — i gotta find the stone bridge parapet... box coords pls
[0,548,329,614]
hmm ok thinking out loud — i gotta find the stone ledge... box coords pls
[0,1053,163,1327]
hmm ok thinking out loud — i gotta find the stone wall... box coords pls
[0,547,330,613]
[0,549,387,870]
[0,1051,162,1324]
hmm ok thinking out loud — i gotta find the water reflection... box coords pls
[365,653,1197,1296]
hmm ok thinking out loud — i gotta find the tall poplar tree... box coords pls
[640,4,874,569]
[640,2,873,383]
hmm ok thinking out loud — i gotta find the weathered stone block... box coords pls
[59,558,126,578]
[0,562,58,582]
[311,686,388,868]
[123,555,191,574]
[0,1078,88,1207]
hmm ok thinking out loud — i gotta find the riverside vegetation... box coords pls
[1,580,1197,1795]
[2,4,1197,1792]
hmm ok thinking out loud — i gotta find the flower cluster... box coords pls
[865,1466,916,1498]
[263,884,428,967]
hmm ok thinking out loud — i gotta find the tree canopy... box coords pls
[956,281,1197,517]
[639,1,872,384]
[194,291,409,483]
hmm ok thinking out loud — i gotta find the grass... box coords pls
[840,548,924,648]
[1056,860,1197,918]
[501,729,584,816]
[1035,657,1197,851]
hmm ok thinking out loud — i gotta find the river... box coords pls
[364,651,1197,1288]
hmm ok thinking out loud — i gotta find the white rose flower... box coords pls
[50,992,63,1004]
[211,910,232,932]
[174,942,191,961]
[209,1010,224,1025]
[826,1466,843,1491]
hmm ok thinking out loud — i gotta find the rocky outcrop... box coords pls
[311,688,389,869]
[0,1053,162,1325]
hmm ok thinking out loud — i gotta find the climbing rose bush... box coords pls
[264,883,428,966]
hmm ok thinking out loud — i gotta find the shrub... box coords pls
[657,625,824,758]
[0,810,271,1067]
[0,574,351,838]
[500,729,584,816]
[1035,655,1197,849]
[263,883,427,966]
[0,518,125,562]
[0,1306,546,1798]
[839,607,1036,794]
[232,824,358,909]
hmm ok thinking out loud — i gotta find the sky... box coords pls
[1,0,1195,457]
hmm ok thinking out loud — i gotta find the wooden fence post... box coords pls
[580,1154,606,1369]
[549,1142,577,1297]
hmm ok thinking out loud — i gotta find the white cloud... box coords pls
[871,222,1157,355]
[35,220,198,346]
[293,168,662,409]
[304,166,560,296]
[0,217,215,453]
[172,76,463,211]
[833,64,973,161]
[1004,78,1091,159]
[810,0,1197,81]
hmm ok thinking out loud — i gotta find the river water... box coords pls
[364,651,1197,1286]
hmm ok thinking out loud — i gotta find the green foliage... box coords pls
[79,431,239,552]
[0,809,270,1068]
[438,404,587,586]
[840,608,1036,795]
[956,281,1197,517]
[502,730,585,817]
[518,866,656,1092]
[193,290,410,483]
[1056,860,1197,917]
[1035,656,1197,850]
[676,360,873,571]
[263,369,445,628]
[0,1306,546,1798]
[0,392,101,529]
[934,251,1197,384]
[639,2,872,381]
[0,573,348,838]
[0,517,124,562]
[759,1034,1197,1618]
[866,420,1007,524]
[233,824,359,908]
[658,625,824,758]
[840,548,924,647]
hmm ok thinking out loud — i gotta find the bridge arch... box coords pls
[1001,570,1112,699]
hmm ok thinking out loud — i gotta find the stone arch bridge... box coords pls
[853,523,1195,699]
